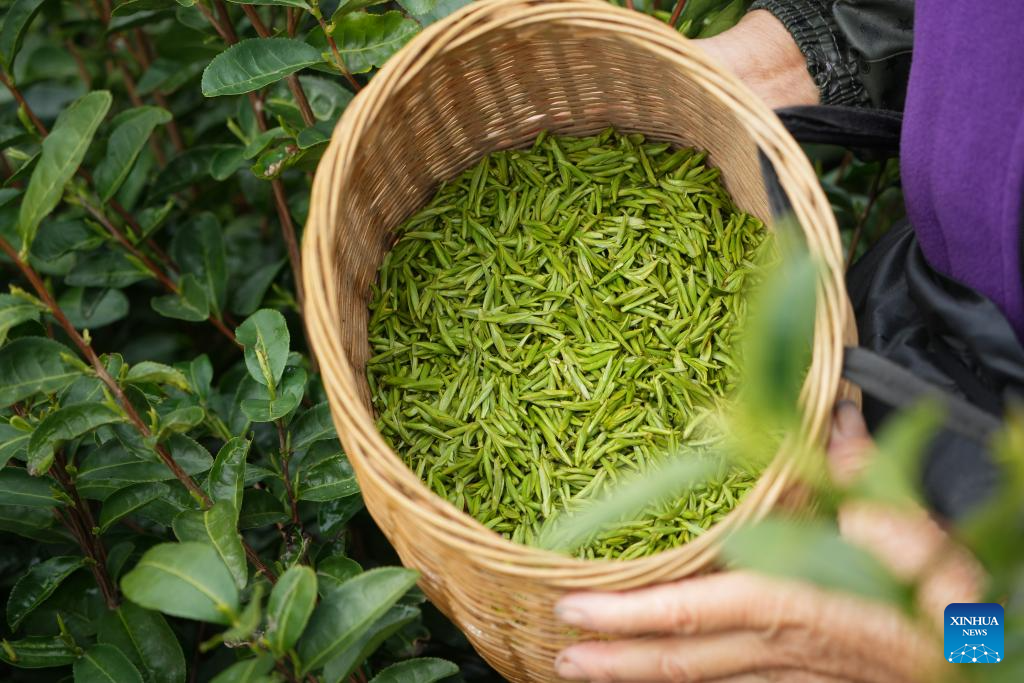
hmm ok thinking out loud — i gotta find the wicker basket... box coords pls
[303,1,852,680]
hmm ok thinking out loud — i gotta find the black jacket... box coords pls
[750,0,914,110]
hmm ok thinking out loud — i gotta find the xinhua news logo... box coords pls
[945,603,1004,664]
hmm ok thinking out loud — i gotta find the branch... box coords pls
[276,420,302,527]
[241,4,316,127]
[0,70,47,135]
[51,451,119,609]
[197,0,306,310]
[312,11,361,92]
[0,236,277,583]
[669,0,688,28]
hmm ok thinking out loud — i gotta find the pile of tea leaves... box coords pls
[367,128,772,559]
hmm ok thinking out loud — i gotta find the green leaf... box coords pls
[111,0,177,16]
[157,405,205,438]
[369,658,458,683]
[0,468,62,507]
[230,258,284,317]
[18,91,112,254]
[0,635,77,669]
[98,602,186,683]
[0,420,31,467]
[222,584,263,643]
[151,273,211,321]
[120,542,240,624]
[125,361,190,391]
[331,11,418,74]
[0,293,42,345]
[296,567,419,674]
[266,565,317,655]
[27,402,124,475]
[57,287,130,330]
[77,438,212,498]
[209,145,245,181]
[236,309,290,388]
[317,494,363,536]
[0,337,81,408]
[315,555,361,596]
[31,219,104,262]
[172,213,227,315]
[226,0,309,9]
[297,443,357,502]
[238,488,288,529]
[241,365,305,422]
[6,556,84,629]
[209,654,275,683]
[205,437,249,512]
[0,503,66,542]
[322,605,419,683]
[173,502,247,589]
[152,146,231,196]
[66,249,151,288]
[290,402,336,450]
[395,0,435,15]
[202,38,322,97]
[74,644,144,683]
[0,0,47,71]
[94,106,173,202]
[740,242,816,431]
[722,517,909,606]
[98,483,169,532]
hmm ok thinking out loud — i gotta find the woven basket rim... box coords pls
[302,0,852,579]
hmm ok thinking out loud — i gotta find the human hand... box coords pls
[554,402,984,682]
[694,10,820,110]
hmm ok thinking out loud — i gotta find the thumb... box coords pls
[827,400,873,487]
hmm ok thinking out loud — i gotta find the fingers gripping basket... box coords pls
[303,0,852,679]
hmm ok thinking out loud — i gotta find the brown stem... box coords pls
[270,178,305,309]
[194,2,305,312]
[0,70,47,136]
[845,161,887,271]
[67,40,93,89]
[1,236,210,501]
[668,0,688,27]
[51,452,119,609]
[82,201,181,294]
[0,235,277,583]
[625,0,635,10]
[241,5,316,127]
[119,66,168,167]
[315,14,361,92]
[287,7,300,37]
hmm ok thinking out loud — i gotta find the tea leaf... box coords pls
[98,602,186,683]
[297,567,419,674]
[202,38,322,97]
[6,556,83,629]
[266,565,317,655]
[18,91,111,253]
[121,542,240,624]
[74,644,144,683]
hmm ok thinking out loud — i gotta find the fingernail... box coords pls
[554,602,588,626]
[555,653,585,680]
[832,400,865,439]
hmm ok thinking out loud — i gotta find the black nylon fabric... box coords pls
[847,221,1024,519]
[772,104,1024,520]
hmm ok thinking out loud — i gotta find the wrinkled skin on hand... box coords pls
[554,403,984,683]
